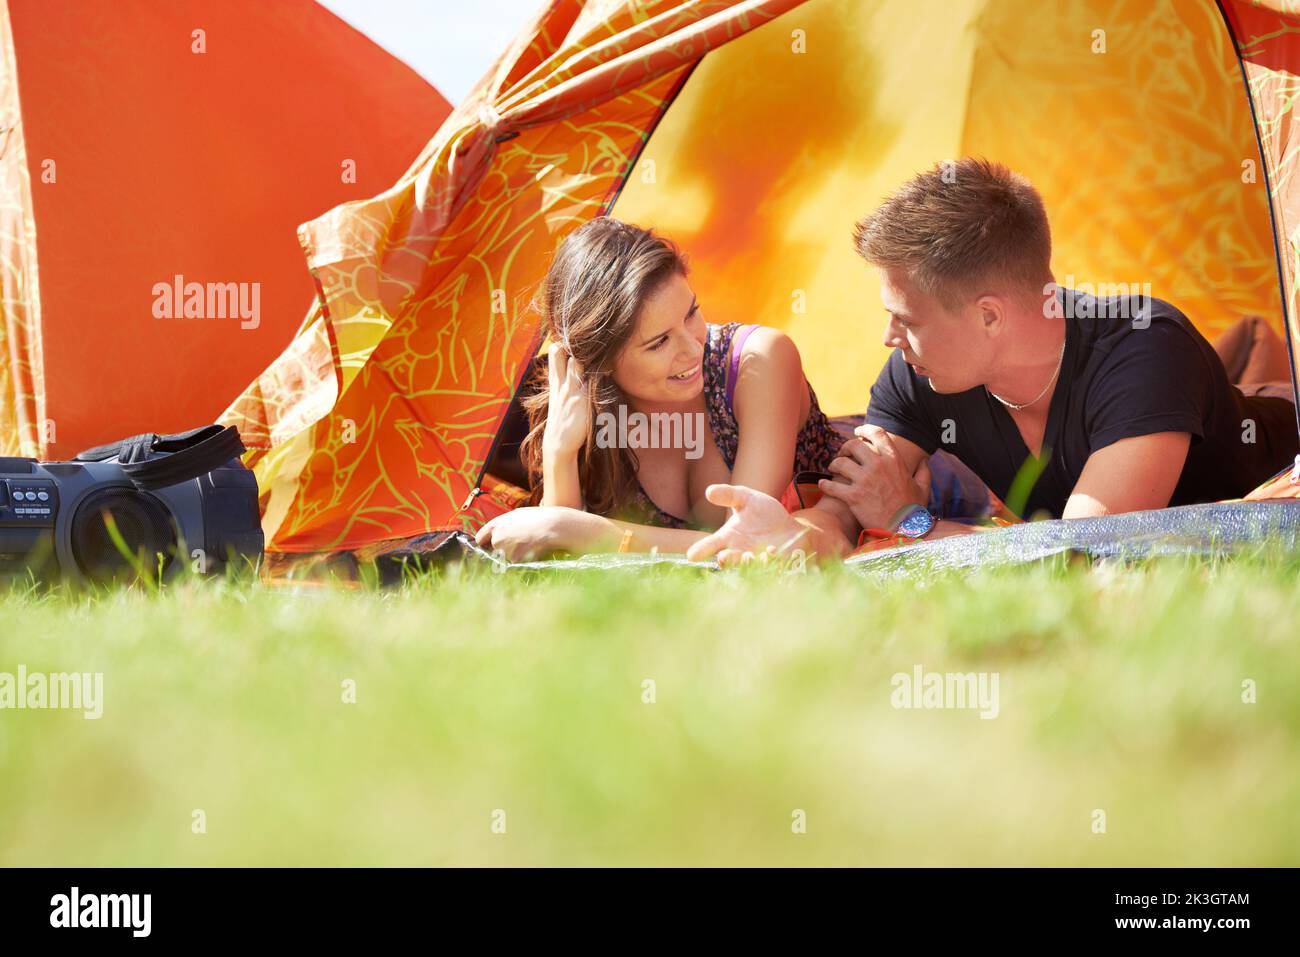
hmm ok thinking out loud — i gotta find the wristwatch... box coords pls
[890,503,936,540]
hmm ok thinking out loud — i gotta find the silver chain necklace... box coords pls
[987,338,1066,412]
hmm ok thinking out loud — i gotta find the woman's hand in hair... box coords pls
[542,343,590,458]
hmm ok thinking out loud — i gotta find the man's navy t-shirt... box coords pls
[865,287,1299,518]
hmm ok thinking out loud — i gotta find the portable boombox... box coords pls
[0,425,263,584]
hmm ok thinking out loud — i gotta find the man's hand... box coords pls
[818,424,930,530]
[685,484,811,566]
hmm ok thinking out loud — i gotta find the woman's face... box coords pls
[610,272,707,405]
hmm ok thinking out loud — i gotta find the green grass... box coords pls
[1,549,1298,866]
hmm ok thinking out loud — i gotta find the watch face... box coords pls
[897,507,935,539]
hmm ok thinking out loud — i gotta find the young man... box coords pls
[687,158,1299,564]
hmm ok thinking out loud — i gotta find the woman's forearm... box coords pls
[541,446,583,509]
[602,519,708,555]
[563,512,706,555]
[788,508,853,560]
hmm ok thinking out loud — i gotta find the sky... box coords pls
[317,0,545,105]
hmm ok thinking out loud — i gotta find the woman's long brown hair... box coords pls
[521,217,688,516]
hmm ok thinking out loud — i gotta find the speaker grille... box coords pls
[70,487,177,583]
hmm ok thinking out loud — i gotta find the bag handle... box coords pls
[74,425,246,491]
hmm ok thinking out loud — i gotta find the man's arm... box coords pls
[1067,318,1206,518]
[1062,431,1191,519]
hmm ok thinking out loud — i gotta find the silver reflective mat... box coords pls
[421,500,1300,577]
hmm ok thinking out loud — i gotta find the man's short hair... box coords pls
[853,158,1052,310]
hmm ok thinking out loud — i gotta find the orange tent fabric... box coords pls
[0,0,39,460]
[1223,0,1300,398]
[221,0,1300,554]
[0,0,451,461]
[220,0,802,552]
[613,0,1289,415]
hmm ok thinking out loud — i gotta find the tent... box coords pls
[0,0,452,462]
[205,0,1300,558]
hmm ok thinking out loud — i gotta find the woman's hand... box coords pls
[542,343,590,458]
[685,484,811,566]
[474,506,610,562]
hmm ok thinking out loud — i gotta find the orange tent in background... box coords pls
[0,0,451,461]
[216,0,1300,557]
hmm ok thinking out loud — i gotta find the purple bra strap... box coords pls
[725,324,760,415]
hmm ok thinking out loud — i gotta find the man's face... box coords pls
[879,266,991,394]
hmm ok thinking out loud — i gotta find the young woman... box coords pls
[474,217,858,561]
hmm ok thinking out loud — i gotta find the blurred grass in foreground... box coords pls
[1,548,1298,866]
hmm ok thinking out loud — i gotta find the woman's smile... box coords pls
[668,362,701,383]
